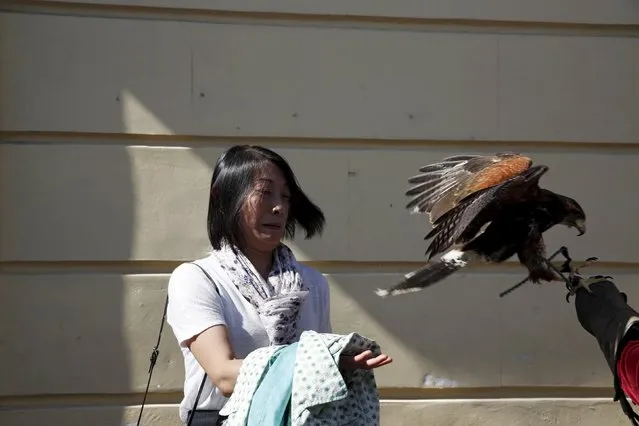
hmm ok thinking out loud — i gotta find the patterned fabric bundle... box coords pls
[220,331,382,426]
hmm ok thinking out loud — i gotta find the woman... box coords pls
[167,145,392,425]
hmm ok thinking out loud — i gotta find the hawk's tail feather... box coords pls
[376,249,478,297]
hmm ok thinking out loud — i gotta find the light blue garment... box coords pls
[246,342,299,426]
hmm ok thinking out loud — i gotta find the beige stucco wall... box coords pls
[1,1,639,424]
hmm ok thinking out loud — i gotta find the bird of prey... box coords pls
[376,152,587,297]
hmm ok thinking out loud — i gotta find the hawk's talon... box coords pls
[499,246,603,299]
[565,272,614,302]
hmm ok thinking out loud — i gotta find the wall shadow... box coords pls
[0,144,133,426]
[0,10,137,426]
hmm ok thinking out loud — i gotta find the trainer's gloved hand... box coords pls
[573,276,639,425]
[574,277,637,372]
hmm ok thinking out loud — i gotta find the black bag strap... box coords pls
[137,261,221,426]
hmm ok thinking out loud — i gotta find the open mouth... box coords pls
[263,223,282,230]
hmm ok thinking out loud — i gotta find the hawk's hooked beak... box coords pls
[574,219,586,236]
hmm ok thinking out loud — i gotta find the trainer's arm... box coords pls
[572,276,639,423]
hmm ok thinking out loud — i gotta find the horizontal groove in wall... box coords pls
[0,392,182,409]
[377,386,616,400]
[0,387,616,409]
[2,131,639,153]
[1,0,639,37]
[1,260,636,275]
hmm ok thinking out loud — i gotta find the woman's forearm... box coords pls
[188,325,245,397]
[213,358,243,397]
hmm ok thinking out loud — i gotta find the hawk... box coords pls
[376,152,587,297]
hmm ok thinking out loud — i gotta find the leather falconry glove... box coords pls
[574,277,639,425]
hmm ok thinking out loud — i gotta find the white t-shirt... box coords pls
[166,253,332,423]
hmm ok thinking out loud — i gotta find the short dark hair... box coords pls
[207,144,325,250]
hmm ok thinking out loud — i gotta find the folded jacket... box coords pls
[220,330,382,426]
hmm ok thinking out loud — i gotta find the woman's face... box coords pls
[239,161,291,253]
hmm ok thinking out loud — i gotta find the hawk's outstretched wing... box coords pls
[416,161,549,259]
[423,184,504,258]
[405,153,533,223]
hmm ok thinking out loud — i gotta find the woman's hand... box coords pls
[339,349,393,371]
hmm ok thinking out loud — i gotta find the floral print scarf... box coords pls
[210,241,309,345]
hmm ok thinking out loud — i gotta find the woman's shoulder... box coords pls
[168,256,217,295]
[169,259,203,281]
[298,263,329,291]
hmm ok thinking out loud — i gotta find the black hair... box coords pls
[207,144,325,250]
